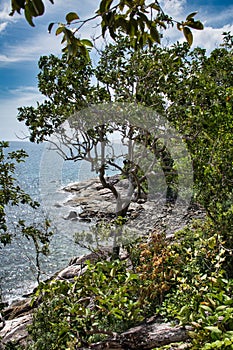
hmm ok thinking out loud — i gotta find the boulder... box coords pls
[3,298,32,321]
[0,314,32,348]
[64,210,78,220]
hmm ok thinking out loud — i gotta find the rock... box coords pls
[79,210,97,219]
[54,202,62,208]
[79,217,92,222]
[0,176,205,348]
[62,177,205,237]
[0,314,32,348]
[64,210,78,220]
[3,298,32,321]
[57,264,88,280]
[0,313,5,331]
[58,250,111,280]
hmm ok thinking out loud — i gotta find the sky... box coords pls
[0,0,232,141]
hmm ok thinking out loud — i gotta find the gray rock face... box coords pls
[0,314,32,348]
[62,177,205,238]
[64,210,78,220]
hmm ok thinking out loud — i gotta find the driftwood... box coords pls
[0,314,191,350]
[79,319,191,350]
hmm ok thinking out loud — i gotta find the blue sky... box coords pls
[0,0,232,141]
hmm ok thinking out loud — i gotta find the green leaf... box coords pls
[56,26,65,36]
[205,326,222,334]
[129,18,138,37]
[186,12,198,20]
[101,22,107,37]
[65,12,79,24]
[149,3,161,11]
[224,338,232,346]
[199,304,213,313]
[216,305,228,311]
[115,16,128,31]
[187,20,204,30]
[98,0,113,14]
[31,0,45,16]
[150,25,160,43]
[24,4,35,26]
[15,0,25,10]
[99,0,107,14]
[80,39,93,47]
[110,267,116,277]
[183,26,193,46]
[48,22,55,33]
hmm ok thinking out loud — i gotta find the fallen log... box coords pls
[80,321,191,350]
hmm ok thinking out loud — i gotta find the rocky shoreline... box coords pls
[62,175,205,238]
[0,251,192,349]
[0,176,205,349]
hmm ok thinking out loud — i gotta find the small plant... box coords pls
[27,259,143,349]
[137,231,183,312]
[188,278,233,349]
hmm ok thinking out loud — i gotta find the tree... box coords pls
[9,0,204,60]
[95,34,233,244]
[18,33,233,263]
[18,49,186,254]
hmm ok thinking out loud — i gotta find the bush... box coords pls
[27,259,143,349]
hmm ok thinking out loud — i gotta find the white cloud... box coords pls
[0,29,61,63]
[161,20,233,54]
[0,1,11,20]
[160,0,187,19]
[8,86,44,103]
[193,24,233,52]
[0,86,45,141]
[0,22,8,32]
[0,1,15,33]
[199,5,233,28]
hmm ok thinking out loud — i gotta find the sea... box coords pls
[1,141,120,304]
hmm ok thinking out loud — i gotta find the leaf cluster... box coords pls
[27,259,143,349]
[0,141,39,245]
[20,217,233,349]
[9,1,204,61]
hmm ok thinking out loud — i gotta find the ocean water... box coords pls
[1,141,120,303]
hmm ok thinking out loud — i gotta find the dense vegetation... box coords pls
[1,2,232,348]
[2,33,230,349]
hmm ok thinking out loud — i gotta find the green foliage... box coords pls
[17,219,53,283]
[189,278,233,349]
[9,0,50,26]
[18,32,233,266]
[27,259,143,349]
[0,141,39,245]
[96,34,233,256]
[10,22,233,350]
[27,218,232,349]
[17,54,94,142]
[9,0,204,60]
[153,219,233,349]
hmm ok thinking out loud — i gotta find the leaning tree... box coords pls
[18,50,185,254]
